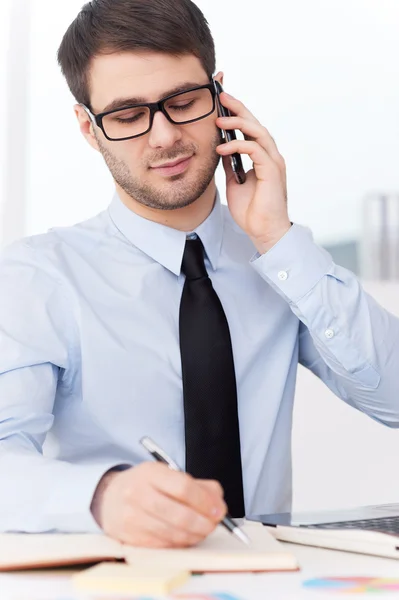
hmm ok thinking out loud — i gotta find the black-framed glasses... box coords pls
[81,83,216,142]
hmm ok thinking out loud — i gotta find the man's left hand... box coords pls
[216,91,291,255]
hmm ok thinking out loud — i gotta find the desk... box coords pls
[1,543,399,599]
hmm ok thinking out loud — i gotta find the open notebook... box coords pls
[0,521,298,573]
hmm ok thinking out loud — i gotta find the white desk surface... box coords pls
[1,542,399,599]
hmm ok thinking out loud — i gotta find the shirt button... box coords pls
[325,329,335,339]
[278,271,288,281]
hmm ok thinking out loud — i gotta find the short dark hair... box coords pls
[57,0,216,107]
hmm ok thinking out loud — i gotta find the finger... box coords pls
[219,91,259,125]
[217,139,279,182]
[221,153,237,186]
[197,479,225,500]
[153,470,226,521]
[124,507,202,548]
[196,480,227,517]
[120,507,177,547]
[217,116,282,164]
[142,487,218,538]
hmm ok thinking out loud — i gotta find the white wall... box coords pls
[0,0,12,246]
[25,0,115,235]
[293,283,399,512]
[1,0,31,247]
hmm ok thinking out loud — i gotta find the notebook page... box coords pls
[123,521,298,572]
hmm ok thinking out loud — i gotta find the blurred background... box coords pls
[1,0,399,512]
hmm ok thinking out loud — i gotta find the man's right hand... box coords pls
[90,462,228,548]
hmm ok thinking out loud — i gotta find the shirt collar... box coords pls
[108,190,224,276]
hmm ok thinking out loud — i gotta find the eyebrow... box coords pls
[98,82,209,114]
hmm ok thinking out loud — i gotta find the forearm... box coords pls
[0,443,116,533]
[251,224,399,425]
[0,444,125,533]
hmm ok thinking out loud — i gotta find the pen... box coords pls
[140,436,250,546]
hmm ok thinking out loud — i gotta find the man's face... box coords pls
[81,52,222,211]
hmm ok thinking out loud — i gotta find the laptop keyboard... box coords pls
[300,516,399,536]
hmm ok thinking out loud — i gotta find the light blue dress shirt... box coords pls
[0,190,398,534]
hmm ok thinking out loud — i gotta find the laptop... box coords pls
[248,503,399,559]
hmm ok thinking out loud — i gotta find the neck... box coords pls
[115,180,217,232]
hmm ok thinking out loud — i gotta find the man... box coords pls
[0,0,398,549]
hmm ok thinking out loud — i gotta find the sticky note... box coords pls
[72,562,190,595]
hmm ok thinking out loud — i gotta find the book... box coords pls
[0,521,298,573]
[72,563,190,594]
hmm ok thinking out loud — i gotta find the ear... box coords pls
[74,104,100,152]
[214,70,224,86]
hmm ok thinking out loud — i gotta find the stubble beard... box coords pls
[96,131,223,211]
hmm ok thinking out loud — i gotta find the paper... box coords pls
[303,577,399,594]
[0,533,122,571]
[123,521,298,572]
[73,562,190,594]
[0,521,297,573]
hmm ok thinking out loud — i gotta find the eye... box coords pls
[107,107,148,124]
[114,111,147,123]
[168,100,196,111]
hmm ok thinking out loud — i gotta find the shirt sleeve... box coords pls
[0,241,124,533]
[250,224,399,427]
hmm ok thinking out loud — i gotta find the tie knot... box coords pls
[181,237,208,281]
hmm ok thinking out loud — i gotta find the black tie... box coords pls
[179,236,245,517]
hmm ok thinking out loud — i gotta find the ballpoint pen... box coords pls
[140,436,251,546]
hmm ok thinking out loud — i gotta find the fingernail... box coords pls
[211,507,224,518]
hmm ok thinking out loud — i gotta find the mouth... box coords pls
[150,155,194,177]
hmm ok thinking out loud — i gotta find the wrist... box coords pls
[90,469,119,528]
[252,222,292,255]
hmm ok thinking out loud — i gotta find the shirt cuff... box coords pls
[46,462,132,533]
[250,224,334,304]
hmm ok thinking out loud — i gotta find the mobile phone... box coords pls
[213,80,246,185]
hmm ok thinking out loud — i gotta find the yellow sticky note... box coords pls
[72,562,190,595]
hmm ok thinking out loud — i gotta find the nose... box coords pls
[148,110,182,149]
